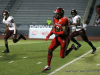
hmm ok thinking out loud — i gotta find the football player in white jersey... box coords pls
[70,9,96,54]
[2,10,26,53]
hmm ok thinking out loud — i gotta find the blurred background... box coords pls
[0,0,100,40]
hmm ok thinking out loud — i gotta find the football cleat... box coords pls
[71,44,77,50]
[92,48,96,54]
[20,34,26,40]
[2,50,9,53]
[42,66,51,72]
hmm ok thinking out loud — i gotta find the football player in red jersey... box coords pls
[70,9,96,54]
[42,7,76,72]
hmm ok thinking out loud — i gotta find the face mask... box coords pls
[72,15,75,17]
[3,15,8,20]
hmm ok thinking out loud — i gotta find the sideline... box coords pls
[48,47,100,75]
[0,41,51,46]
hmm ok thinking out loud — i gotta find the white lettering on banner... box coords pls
[30,25,53,28]
[29,28,55,39]
[55,23,61,26]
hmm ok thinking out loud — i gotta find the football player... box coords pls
[95,4,100,19]
[42,7,76,72]
[70,9,96,54]
[2,10,26,53]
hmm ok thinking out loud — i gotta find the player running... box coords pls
[70,9,96,54]
[42,7,76,72]
[2,10,26,53]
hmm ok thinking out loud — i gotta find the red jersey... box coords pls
[53,17,70,35]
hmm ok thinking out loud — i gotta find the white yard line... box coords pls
[48,47,100,75]
[22,57,28,58]
[0,41,51,46]
[37,62,42,64]
[0,56,2,57]
[8,61,14,63]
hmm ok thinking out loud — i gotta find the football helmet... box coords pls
[3,10,9,20]
[54,7,64,19]
[71,9,77,17]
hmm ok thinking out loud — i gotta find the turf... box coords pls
[0,39,99,75]
[54,46,100,75]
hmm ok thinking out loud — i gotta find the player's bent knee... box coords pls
[60,55,65,58]
[13,40,17,43]
[13,41,17,43]
[48,49,52,54]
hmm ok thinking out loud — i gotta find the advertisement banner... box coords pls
[29,28,55,39]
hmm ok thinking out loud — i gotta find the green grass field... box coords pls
[0,39,100,75]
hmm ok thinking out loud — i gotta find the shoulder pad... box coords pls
[8,16,14,21]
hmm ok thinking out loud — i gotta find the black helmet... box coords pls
[3,10,9,20]
[71,9,77,17]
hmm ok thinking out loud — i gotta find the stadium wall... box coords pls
[0,25,100,41]
[0,35,100,41]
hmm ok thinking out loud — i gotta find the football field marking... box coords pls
[97,64,100,66]
[8,61,14,63]
[37,62,42,64]
[22,57,28,58]
[0,56,2,57]
[0,41,51,46]
[48,47,100,75]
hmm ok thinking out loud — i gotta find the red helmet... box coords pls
[54,7,64,19]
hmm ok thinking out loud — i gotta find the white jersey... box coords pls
[72,15,83,31]
[3,16,16,30]
[95,19,100,26]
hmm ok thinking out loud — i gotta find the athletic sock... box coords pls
[47,53,52,66]
[65,47,73,56]
[71,37,81,45]
[5,44,9,51]
[88,41,95,49]
[18,35,21,40]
